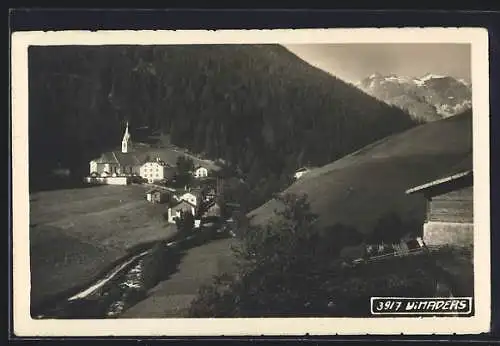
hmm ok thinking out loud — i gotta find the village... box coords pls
[84,122,240,236]
[28,120,476,320]
[84,122,474,267]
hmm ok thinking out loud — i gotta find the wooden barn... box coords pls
[406,169,473,247]
[145,189,170,204]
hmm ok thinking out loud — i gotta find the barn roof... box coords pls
[405,170,473,195]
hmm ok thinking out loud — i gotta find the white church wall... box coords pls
[90,161,98,174]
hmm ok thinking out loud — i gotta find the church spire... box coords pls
[122,121,132,153]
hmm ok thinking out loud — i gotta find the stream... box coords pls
[34,225,228,319]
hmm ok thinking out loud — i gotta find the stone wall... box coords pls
[423,221,473,247]
[84,176,130,185]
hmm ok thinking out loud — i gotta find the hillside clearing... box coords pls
[29,184,176,309]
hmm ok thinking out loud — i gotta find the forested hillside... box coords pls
[29,44,418,202]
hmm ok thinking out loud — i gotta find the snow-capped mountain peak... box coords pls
[458,78,472,87]
[418,73,446,82]
[357,72,472,123]
[368,72,382,79]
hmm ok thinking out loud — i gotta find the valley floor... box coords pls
[29,184,176,310]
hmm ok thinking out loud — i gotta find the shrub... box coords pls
[175,210,195,237]
[189,193,341,317]
[142,243,167,289]
[188,196,450,317]
[370,211,404,244]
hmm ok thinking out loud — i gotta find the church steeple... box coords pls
[122,121,132,153]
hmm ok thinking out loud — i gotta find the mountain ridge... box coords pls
[356,72,472,122]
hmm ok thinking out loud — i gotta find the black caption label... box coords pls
[371,297,472,315]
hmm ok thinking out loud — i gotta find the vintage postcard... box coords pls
[11,28,491,336]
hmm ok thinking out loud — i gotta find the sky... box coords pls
[283,43,471,84]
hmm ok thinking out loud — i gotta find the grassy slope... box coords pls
[248,110,472,235]
[30,185,176,308]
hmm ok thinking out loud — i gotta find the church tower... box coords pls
[121,121,132,153]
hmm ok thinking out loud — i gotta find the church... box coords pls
[89,122,144,178]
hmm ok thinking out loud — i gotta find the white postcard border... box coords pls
[11,27,491,336]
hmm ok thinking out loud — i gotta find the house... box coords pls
[405,169,473,247]
[179,188,205,207]
[194,165,209,179]
[167,200,196,224]
[89,122,143,178]
[145,189,170,204]
[203,200,221,218]
[294,167,312,180]
[140,157,173,183]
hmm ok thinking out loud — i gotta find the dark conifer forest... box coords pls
[29,44,418,198]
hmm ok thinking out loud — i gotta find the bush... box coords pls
[370,211,404,244]
[188,194,448,318]
[141,243,166,289]
[188,193,350,317]
[175,210,195,237]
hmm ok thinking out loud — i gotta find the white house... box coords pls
[167,200,196,224]
[294,167,311,180]
[179,190,203,207]
[194,166,209,179]
[140,158,171,183]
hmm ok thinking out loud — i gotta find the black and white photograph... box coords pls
[11,28,491,336]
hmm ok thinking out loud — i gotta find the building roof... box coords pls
[405,170,473,195]
[204,199,220,209]
[170,199,196,210]
[142,157,170,167]
[122,122,131,142]
[181,189,203,198]
[146,189,167,194]
[93,151,145,166]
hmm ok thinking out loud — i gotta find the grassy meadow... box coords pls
[29,184,176,309]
